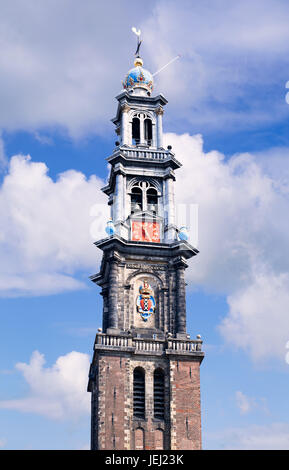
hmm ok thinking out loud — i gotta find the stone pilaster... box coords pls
[107,255,120,331]
[156,106,164,148]
[175,258,188,336]
[121,104,130,145]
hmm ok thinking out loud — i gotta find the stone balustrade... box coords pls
[94,333,202,355]
[167,338,202,352]
[121,147,169,160]
[133,338,164,353]
[95,334,131,348]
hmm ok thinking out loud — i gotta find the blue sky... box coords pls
[1,0,289,449]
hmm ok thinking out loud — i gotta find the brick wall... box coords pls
[170,359,202,450]
[95,354,130,450]
[92,352,202,450]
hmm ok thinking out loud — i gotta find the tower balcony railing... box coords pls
[167,338,202,352]
[94,332,203,355]
[133,338,164,353]
[95,333,131,348]
[119,146,172,161]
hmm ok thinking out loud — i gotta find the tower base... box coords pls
[88,333,204,450]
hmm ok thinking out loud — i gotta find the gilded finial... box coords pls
[132,26,142,62]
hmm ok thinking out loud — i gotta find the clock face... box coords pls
[131,221,160,243]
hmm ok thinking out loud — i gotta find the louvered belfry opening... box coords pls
[133,367,145,419]
[154,368,165,420]
[144,118,152,146]
[132,117,140,145]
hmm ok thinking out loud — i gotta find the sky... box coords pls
[0,0,289,450]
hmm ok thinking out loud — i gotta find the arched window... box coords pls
[135,427,145,450]
[130,180,159,214]
[132,117,140,145]
[154,368,165,420]
[155,428,164,450]
[133,367,145,419]
[146,187,158,213]
[131,186,143,213]
[144,118,152,146]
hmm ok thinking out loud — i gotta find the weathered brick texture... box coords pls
[170,360,202,450]
[95,355,128,450]
[90,351,202,450]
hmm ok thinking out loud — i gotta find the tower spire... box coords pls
[132,26,142,58]
[88,33,204,451]
[122,28,153,95]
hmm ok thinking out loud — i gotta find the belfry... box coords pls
[87,40,204,450]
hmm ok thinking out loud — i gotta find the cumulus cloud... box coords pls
[206,422,289,450]
[0,132,7,168]
[0,0,155,138]
[235,391,268,416]
[143,0,289,133]
[164,132,289,362]
[0,1,288,137]
[221,272,289,361]
[0,154,108,296]
[1,132,289,363]
[0,350,90,420]
[235,391,252,415]
[206,423,289,450]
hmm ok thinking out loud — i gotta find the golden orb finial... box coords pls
[134,57,143,67]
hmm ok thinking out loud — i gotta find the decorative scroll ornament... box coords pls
[136,279,156,322]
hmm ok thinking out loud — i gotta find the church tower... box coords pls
[87,44,204,450]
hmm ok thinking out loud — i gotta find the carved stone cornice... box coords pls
[155,106,164,116]
[171,256,188,269]
[121,104,131,113]
[108,250,122,264]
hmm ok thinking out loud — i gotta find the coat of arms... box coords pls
[136,279,156,322]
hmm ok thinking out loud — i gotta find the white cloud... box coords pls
[0,132,7,168]
[235,391,252,415]
[0,154,108,296]
[206,423,289,450]
[143,0,289,132]
[0,350,90,420]
[0,0,154,138]
[167,132,289,290]
[33,132,53,146]
[235,391,258,415]
[0,1,288,137]
[221,271,289,361]
[164,132,289,362]
[1,132,289,364]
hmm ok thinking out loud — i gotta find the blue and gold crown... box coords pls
[123,57,154,93]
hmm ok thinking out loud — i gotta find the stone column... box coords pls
[100,287,109,331]
[165,176,176,240]
[152,122,157,148]
[107,258,119,331]
[165,177,175,226]
[156,107,164,148]
[175,260,187,336]
[121,104,130,145]
[114,172,124,224]
[141,181,147,212]
[139,113,145,145]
